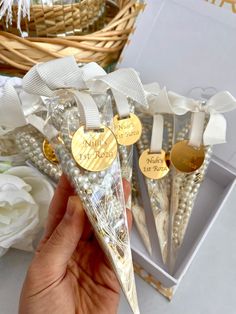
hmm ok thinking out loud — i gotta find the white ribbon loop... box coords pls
[73,91,101,130]
[205,91,236,114]
[141,86,175,154]
[150,114,164,153]
[111,89,130,119]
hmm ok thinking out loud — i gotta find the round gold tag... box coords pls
[71,125,118,172]
[42,139,59,164]
[170,140,205,173]
[139,149,170,180]
[113,113,142,146]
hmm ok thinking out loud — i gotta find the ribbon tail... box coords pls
[203,113,227,146]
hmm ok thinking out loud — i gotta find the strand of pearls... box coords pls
[15,127,62,182]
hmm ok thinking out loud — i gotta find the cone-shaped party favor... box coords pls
[135,111,172,264]
[167,89,236,272]
[168,149,212,272]
[168,112,212,273]
[45,90,140,314]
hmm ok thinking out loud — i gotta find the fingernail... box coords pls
[65,197,77,217]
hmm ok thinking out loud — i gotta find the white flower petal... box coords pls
[23,176,54,228]
[0,202,39,248]
[0,213,11,225]
[0,165,55,257]
[0,190,36,206]
[0,174,31,192]
[5,166,40,179]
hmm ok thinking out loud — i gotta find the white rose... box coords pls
[0,166,54,257]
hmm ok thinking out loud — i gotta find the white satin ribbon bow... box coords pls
[143,83,236,146]
[23,56,147,130]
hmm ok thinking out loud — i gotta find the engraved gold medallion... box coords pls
[71,125,118,172]
[139,149,170,179]
[170,140,205,173]
[113,113,142,146]
[43,139,59,164]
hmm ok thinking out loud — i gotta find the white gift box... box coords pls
[119,0,236,298]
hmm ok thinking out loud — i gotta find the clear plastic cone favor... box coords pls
[168,112,212,273]
[44,90,140,314]
[167,89,236,272]
[135,111,173,264]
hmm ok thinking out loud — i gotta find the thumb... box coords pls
[37,196,85,274]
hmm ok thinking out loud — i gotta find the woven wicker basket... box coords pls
[0,0,106,37]
[0,0,142,76]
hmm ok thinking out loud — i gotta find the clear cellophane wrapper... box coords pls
[111,96,135,211]
[135,111,173,264]
[45,90,140,314]
[169,112,212,273]
[14,124,62,182]
[132,162,152,255]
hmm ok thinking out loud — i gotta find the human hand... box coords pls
[19,175,132,314]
